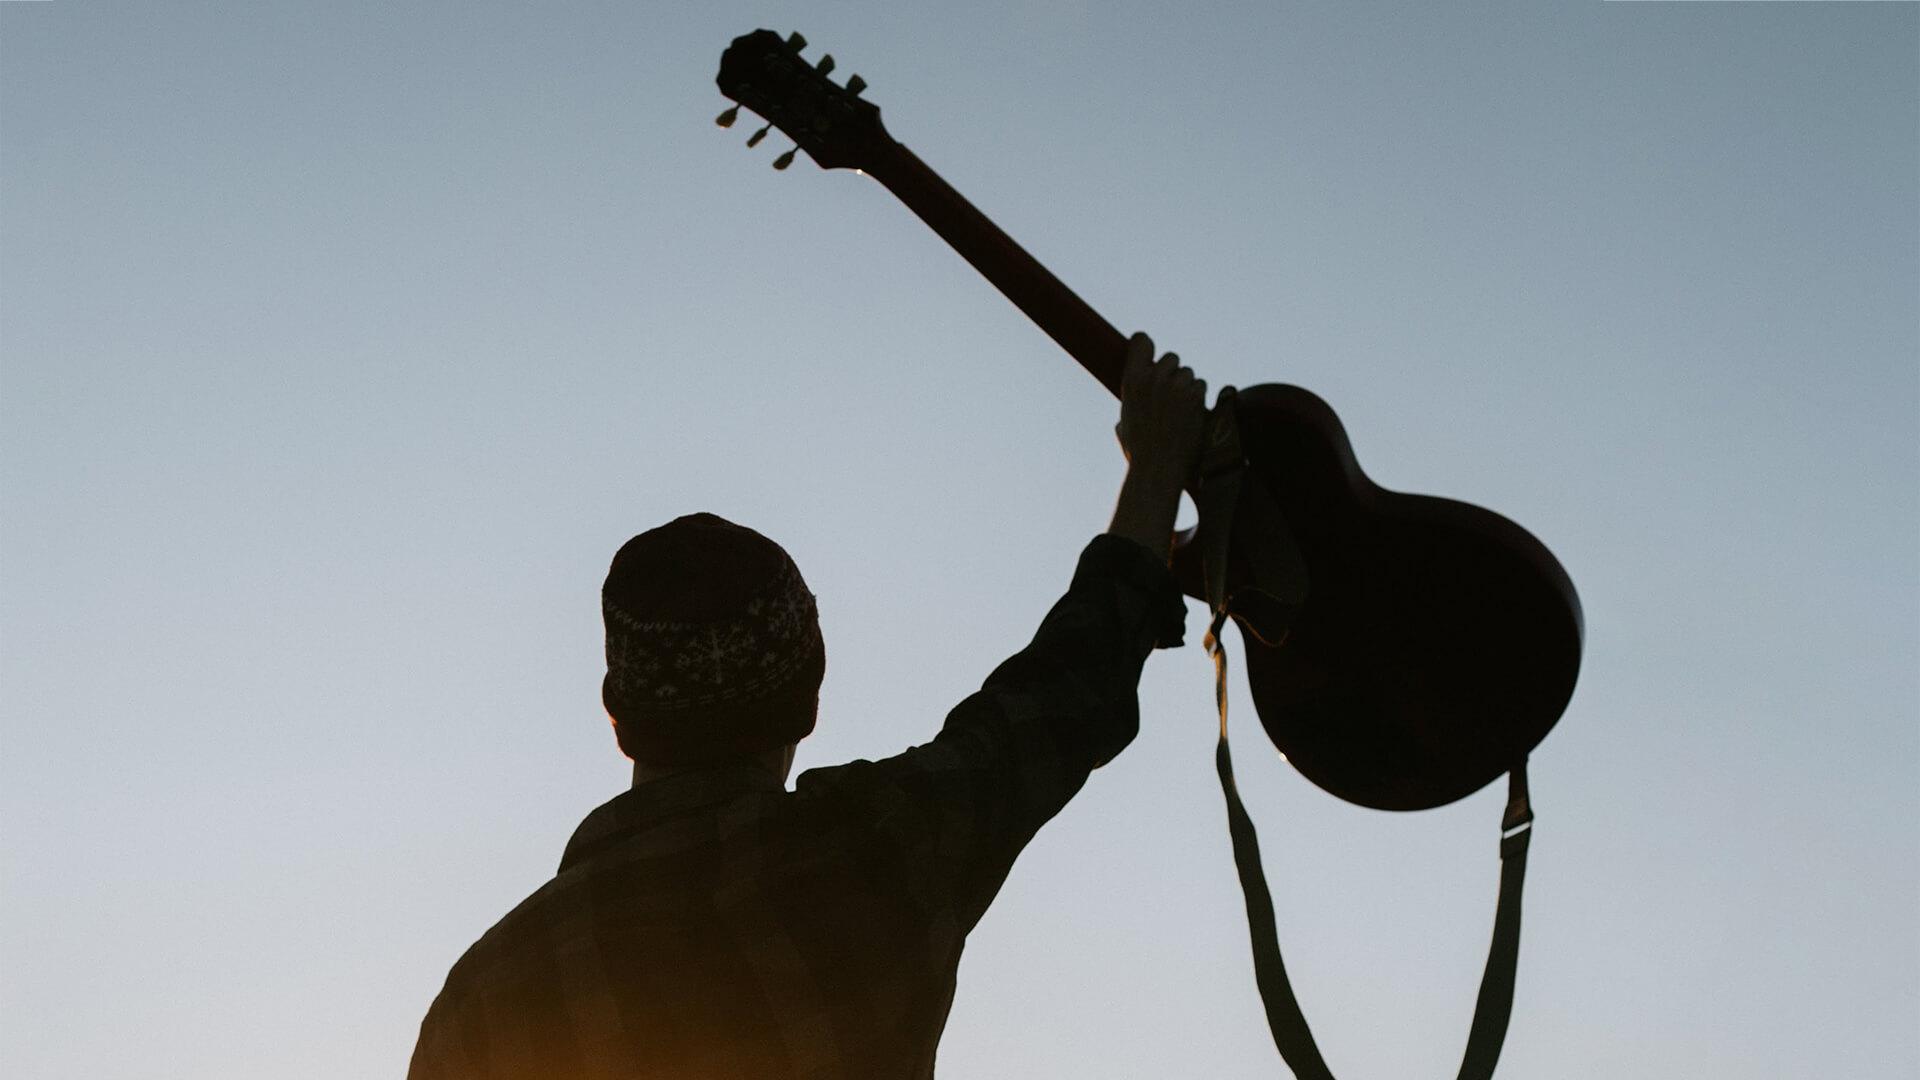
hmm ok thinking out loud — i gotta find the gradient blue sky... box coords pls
[3,3,1914,1078]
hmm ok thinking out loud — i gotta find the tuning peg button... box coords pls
[715,104,740,128]
[773,148,798,170]
[747,123,772,148]
[845,75,866,96]
[786,32,807,51]
[815,54,835,76]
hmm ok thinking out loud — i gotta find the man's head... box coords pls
[601,513,824,767]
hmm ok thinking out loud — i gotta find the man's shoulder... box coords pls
[789,731,1010,852]
[413,870,566,1046]
[791,757,917,834]
[792,742,975,814]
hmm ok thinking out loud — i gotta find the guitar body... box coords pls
[1205,384,1582,811]
[717,28,1584,811]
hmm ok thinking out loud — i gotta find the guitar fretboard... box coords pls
[868,142,1131,399]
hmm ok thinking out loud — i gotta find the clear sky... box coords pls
[2,3,1914,1078]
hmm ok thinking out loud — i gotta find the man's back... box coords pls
[409,533,1185,1079]
[410,761,972,1079]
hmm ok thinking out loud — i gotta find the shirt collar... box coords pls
[558,761,785,873]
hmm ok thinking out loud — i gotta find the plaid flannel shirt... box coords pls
[408,534,1186,1079]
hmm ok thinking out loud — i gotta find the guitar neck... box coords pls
[867,142,1129,399]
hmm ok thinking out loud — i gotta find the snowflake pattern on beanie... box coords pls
[603,559,821,712]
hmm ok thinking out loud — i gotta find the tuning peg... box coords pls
[715,104,740,128]
[786,32,807,51]
[746,123,771,148]
[815,54,835,76]
[845,74,866,96]
[773,147,798,170]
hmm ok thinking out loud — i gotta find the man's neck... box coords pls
[631,744,796,789]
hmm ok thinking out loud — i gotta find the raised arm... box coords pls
[797,333,1209,925]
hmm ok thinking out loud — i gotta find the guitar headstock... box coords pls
[716,30,892,172]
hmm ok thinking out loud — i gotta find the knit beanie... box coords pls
[601,513,824,764]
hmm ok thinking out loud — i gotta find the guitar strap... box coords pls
[1194,392,1535,1080]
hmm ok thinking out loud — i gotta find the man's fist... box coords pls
[1115,332,1209,485]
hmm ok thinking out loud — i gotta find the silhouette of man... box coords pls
[408,333,1207,1078]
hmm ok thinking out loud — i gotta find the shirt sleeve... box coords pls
[797,534,1186,930]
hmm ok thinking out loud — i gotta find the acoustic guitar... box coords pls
[715,30,1582,813]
